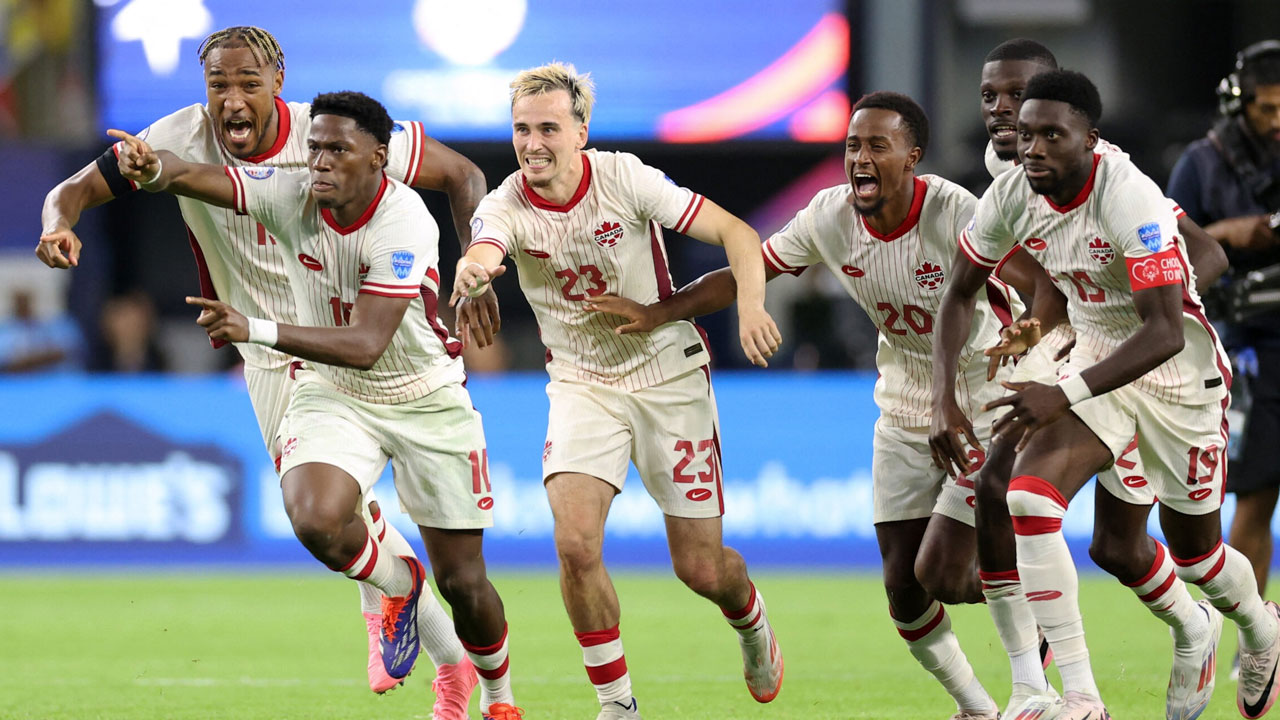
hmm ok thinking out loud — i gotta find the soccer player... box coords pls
[953,39,1233,720]
[35,26,485,710]
[451,62,782,720]
[932,69,1280,720]
[111,91,523,720]
[591,91,1016,720]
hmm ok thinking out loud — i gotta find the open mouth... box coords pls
[524,156,551,171]
[225,118,253,144]
[852,172,879,199]
[989,123,1016,141]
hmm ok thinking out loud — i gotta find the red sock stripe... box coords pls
[475,656,510,680]
[370,505,382,523]
[1138,571,1177,602]
[460,624,510,655]
[722,582,758,621]
[897,606,945,642]
[575,625,621,648]
[978,569,1020,583]
[1011,515,1063,536]
[1126,540,1168,588]
[584,656,629,685]
[1172,540,1224,567]
[335,535,377,579]
[1008,475,1069,509]
[1192,551,1228,585]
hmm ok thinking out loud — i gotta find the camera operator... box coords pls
[1167,40,1280,661]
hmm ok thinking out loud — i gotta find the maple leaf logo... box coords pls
[914,260,945,290]
[1087,237,1115,265]
[593,220,624,248]
[358,263,370,276]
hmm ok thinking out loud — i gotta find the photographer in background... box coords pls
[1167,40,1280,678]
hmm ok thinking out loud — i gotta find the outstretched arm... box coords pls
[187,292,410,371]
[38,160,117,268]
[108,129,237,209]
[586,264,781,341]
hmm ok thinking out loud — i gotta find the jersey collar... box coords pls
[321,173,389,235]
[1043,152,1101,214]
[861,176,928,242]
[242,97,292,164]
[522,153,592,212]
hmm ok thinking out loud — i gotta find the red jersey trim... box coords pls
[224,166,248,215]
[674,194,705,234]
[185,224,227,349]
[403,121,425,185]
[959,232,1000,268]
[992,244,1024,281]
[359,289,419,299]
[649,221,675,300]
[1044,153,1101,214]
[243,97,292,164]
[420,287,463,359]
[468,238,508,255]
[362,281,420,291]
[322,173,390,235]
[762,241,804,276]
[861,177,927,241]
[522,153,591,212]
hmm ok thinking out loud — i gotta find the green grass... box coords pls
[0,571,1254,719]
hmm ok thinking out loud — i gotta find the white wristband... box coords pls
[1056,373,1092,405]
[139,156,163,187]
[247,317,278,347]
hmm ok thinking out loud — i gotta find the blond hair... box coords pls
[198,26,285,71]
[509,62,595,125]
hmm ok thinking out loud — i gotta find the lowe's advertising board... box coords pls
[0,373,1192,568]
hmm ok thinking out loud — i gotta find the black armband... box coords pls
[95,145,137,197]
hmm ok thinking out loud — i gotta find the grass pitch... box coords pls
[0,571,1253,719]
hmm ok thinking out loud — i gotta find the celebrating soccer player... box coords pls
[932,69,1280,720]
[451,62,783,720]
[36,26,487,711]
[109,91,523,720]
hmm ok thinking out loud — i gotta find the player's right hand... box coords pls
[737,305,782,368]
[106,129,162,188]
[928,396,981,478]
[585,294,663,335]
[185,296,249,343]
[455,286,502,350]
[36,228,82,269]
[449,260,506,308]
[983,318,1041,381]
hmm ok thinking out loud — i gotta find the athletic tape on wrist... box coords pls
[139,157,164,188]
[1056,373,1092,405]
[247,317,278,347]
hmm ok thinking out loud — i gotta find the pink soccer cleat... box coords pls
[363,611,404,694]
[430,656,479,720]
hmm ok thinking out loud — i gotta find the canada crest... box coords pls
[594,220,623,248]
[914,260,945,290]
[1088,237,1115,265]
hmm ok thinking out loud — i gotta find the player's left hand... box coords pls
[186,296,249,343]
[585,294,664,335]
[984,380,1069,451]
[983,318,1041,381]
[737,305,782,368]
[455,287,501,349]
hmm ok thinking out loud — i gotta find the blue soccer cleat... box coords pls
[378,556,425,680]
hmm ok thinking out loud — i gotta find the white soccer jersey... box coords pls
[763,175,1023,427]
[227,167,464,403]
[114,98,431,370]
[961,152,1230,405]
[470,149,710,391]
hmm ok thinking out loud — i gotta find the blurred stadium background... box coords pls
[1,1,1279,717]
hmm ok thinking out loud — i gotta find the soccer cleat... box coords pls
[739,594,784,703]
[379,556,426,680]
[363,611,404,693]
[430,656,479,720]
[1040,627,1055,670]
[596,698,642,719]
[1006,681,1064,719]
[482,702,525,720]
[1059,691,1111,720]
[949,709,999,720]
[1167,599,1223,720]
[1238,600,1280,719]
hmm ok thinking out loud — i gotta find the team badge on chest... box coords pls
[594,220,623,248]
[1087,237,1115,265]
[914,260,945,290]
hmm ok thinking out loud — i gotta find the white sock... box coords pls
[894,601,997,712]
[722,582,769,640]
[334,528,411,597]
[462,624,515,710]
[1174,540,1278,652]
[1124,539,1206,646]
[981,569,1046,691]
[1008,475,1100,699]
[576,624,633,706]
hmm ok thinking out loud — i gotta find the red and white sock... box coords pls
[1008,475,1099,698]
[461,624,516,710]
[332,526,412,597]
[1174,540,1278,652]
[722,582,769,638]
[981,569,1046,691]
[894,601,997,713]
[357,505,418,611]
[576,624,633,707]
[1123,539,1206,645]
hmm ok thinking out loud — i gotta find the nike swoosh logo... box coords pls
[1243,653,1279,717]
